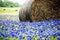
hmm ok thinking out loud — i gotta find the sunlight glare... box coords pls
[8,0,26,5]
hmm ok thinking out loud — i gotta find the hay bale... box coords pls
[30,0,60,21]
[19,0,60,22]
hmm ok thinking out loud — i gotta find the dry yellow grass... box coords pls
[0,7,20,15]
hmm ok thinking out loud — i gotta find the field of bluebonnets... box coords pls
[0,18,60,40]
[0,8,60,40]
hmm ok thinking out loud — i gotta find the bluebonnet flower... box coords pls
[57,38,60,40]
[57,25,60,30]
[27,36,32,40]
[19,35,24,40]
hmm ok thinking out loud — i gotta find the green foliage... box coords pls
[0,35,5,40]
[8,37,15,40]
[8,36,20,40]
[32,35,40,40]
[0,0,20,7]
[23,37,27,40]
[50,36,57,40]
[0,35,59,40]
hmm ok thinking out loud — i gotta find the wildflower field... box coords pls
[0,20,60,40]
[0,7,60,40]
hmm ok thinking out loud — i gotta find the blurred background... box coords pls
[0,0,26,21]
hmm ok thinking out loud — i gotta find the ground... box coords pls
[0,7,20,15]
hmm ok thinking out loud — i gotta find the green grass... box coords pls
[0,7,20,15]
[0,35,59,40]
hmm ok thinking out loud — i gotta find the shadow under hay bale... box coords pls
[19,0,60,22]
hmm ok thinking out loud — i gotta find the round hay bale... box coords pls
[19,0,60,22]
